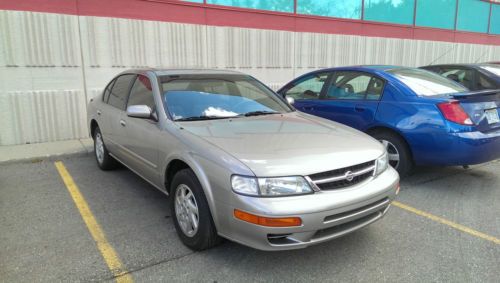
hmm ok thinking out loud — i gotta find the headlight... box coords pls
[375,152,389,176]
[231,175,313,197]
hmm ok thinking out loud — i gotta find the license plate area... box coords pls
[485,108,500,124]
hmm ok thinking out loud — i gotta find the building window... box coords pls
[364,0,415,25]
[490,4,500,34]
[456,0,490,33]
[415,0,456,30]
[296,0,362,19]
[206,0,294,13]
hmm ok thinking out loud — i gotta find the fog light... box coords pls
[234,209,302,227]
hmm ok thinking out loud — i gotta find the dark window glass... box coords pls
[206,0,293,12]
[477,73,496,90]
[456,0,490,33]
[103,79,115,103]
[297,0,362,19]
[415,0,456,30]
[128,75,156,111]
[108,74,135,110]
[364,0,415,25]
[284,73,329,100]
[326,72,383,100]
[440,68,474,90]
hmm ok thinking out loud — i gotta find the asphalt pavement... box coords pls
[1,156,499,282]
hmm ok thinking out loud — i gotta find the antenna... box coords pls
[427,43,457,66]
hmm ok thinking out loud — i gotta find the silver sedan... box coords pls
[87,69,400,251]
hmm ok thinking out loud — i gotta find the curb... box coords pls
[0,138,94,165]
[0,149,94,165]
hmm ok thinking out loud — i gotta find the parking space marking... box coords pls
[54,161,134,283]
[393,201,500,245]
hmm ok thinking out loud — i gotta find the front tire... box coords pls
[370,130,413,177]
[170,169,220,250]
[93,127,117,170]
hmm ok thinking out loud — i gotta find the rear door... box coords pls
[101,74,136,157]
[120,75,161,185]
[313,71,384,130]
[280,72,330,114]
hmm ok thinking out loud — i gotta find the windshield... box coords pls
[479,65,500,76]
[160,75,292,121]
[387,68,468,96]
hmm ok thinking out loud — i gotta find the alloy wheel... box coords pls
[95,132,105,164]
[175,184,199,237]
[380,139,400,169]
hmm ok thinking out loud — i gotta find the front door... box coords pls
[121,75,161,186]
[280,72,330,115]
[314,71,384,130]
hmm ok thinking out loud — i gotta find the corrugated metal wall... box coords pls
[1,10,500,145]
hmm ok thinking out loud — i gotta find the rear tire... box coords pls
[170,168,221,251]
[93,127,118,170]
[369,130,413,177]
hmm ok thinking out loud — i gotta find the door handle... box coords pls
[354,105,365,112]
[97,110,101,116]
[120,120,126,127]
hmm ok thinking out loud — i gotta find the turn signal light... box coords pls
[437,101,473,125]
[234,209,302,227]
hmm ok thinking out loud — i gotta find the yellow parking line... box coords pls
[393,201,500,245]
[54,161,133,283]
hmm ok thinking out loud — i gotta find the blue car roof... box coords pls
[316,65,408,73]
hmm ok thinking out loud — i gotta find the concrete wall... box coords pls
[1,10,500,145]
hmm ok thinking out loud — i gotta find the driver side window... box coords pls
[284,73,329,100]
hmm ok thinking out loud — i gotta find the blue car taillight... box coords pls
[437,101,473,125]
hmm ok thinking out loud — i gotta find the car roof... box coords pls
[314,65,408,72]
[117,68,245,77]
[154,68,244,76]
[421,63,498,69]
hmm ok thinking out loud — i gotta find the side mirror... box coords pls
[286,96,295,105]
[126,105,153,119]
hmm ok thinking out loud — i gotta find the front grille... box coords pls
[308,160,375,190]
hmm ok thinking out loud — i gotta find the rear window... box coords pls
[387,68,467,96]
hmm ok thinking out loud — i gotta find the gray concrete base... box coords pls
[0,138,93,164]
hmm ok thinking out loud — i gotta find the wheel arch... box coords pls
[163,155,221,229]
[90,119,99,139]
[365,125,414,162]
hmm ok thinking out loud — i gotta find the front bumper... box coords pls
[216,167,399,251]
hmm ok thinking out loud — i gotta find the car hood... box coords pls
[179,112,384,177]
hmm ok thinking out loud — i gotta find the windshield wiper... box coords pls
[174,115,236,121]
[241,111,280,117]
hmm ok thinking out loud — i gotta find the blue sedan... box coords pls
[278,66,500,176]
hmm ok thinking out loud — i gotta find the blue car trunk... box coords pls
[451,90,500,132]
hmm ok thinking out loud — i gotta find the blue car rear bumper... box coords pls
[414,129,500,166]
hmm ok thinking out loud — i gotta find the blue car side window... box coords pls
[326,72,383,100]
[284,73,329,100]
